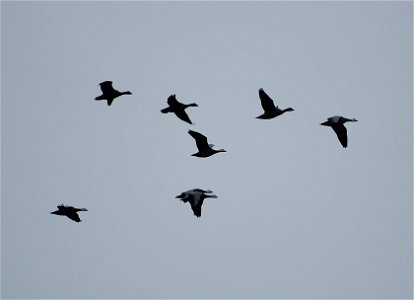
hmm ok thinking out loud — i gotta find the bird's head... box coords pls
[205,194,218,199]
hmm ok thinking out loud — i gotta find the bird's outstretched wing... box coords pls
[190,199,203,217]
[66,211,81,222]
[100,81,116,94]
[175,110,192,124]
[161,107,172,113]
[188,130,209,150]
[259,88,277,112]
[167,95,179,106]
[332,124,348,148]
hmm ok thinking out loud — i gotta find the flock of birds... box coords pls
[51,80,358,222]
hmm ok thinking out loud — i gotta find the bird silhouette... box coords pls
[256,88,294,119]
[95,81,132,106]
[320,115,358,148]
[50,204,88,222]
[188,130,226,158]
[161,94,198,124]
[176,189,218,217]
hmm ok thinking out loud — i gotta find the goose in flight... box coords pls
[320,115,358,148]
[50,204,88,222]
[95,81,132,106]
[256,88,294,119]
[161,94,198,124]
[188,130,226,158]
[176,189,218,217]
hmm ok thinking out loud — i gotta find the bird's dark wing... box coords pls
[190,199,204,217]
[174,110,192,124]
[66,211,81,222]
[161,107,172,113]
[332,124,348,148]
[100,81,116,94]
[188,130,209,150]
[107,99,114,106]
[167,95,179,106]
[259,88,277,112]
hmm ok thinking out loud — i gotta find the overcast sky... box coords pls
[2,1,413,299]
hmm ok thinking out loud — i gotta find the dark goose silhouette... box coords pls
[320,116,358,148]
[188,130,226,158]
[256,88,294,119]
[176,189,218,217]
[161,94,198,124]
[95,81,132,106]
[50,204,88,222]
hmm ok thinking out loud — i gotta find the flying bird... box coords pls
[95,81,132,106]
[176,189,218,217]
[188,130,226,158]
[161,94,198,124]
[320,115,358,148]
[50,204,88,222]
[256,88,294,119]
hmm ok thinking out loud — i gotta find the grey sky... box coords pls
[2,1,412,299]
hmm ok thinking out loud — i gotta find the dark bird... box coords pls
[188,130,226,158]
[320,115,358,148]
[256,88,294,119]
[176,189,218,217]
[50,204,88,222]
[95,81,132,106]
[161,94,198,124]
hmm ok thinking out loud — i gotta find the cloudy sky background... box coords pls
[2,1,412,299]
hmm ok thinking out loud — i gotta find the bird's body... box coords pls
[320,115,358,148]
[188,130,226,158]
[95,81,132,106]
[176,189,218,217]
[256,88,294,119]
[50,204,88,222]
[161,94,198,124]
